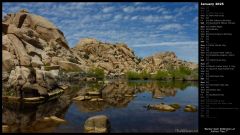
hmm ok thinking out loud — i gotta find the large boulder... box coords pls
[2,50,15,72]
[35,69,59,90]
[7,66,31,87]
[84,115,110,133]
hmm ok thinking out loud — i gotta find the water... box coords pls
[2,80,198,133]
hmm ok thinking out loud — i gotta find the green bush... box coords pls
[154,70,170,80]
[88,68,104,79]
[140,70,151,80]
[126,66,198,81]
[126,70,150,80]
[168,66,193,80]
[126,71,141,80]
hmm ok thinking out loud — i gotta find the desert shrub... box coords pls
[154,70,170,80]
[126,71,141,80]
[169,66,192,80]
[140,70,151,80]
[88,68,104,79]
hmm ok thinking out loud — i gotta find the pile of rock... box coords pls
[138,51,198,74]
[71,38,139,77]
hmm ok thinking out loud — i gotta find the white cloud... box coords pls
[174,4,198,13]
[123,6,166,13]
[159,23,183,31]
[193,16,198,22]
[113,14,123,21]
[102,7,115,13]
[131,16,139,20]
[123,6,135,13]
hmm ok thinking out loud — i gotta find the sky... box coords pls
[2,2,198,63]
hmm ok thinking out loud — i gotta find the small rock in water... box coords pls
[90,98,104,102]
[84,96,91,100]
[87,91,101,95]
[59,85,68,90]
[147,104,178,112]
[154,96,164,99]
[41,116,66,124]
[2,125,10,133]
[124,94,135,97]
[184,105,197,112]
[90,98,98,102]
[84,115,110,133]
[73,96,85,101]
[169,103,181,109]
[97,98,104,101]
[49,116,66,123]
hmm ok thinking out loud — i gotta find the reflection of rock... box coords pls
[2,93,71,133]
[2,125,10,133]
[184,105,197,112]
[74,100,108,112]
[21,116,66,133]
[74,81,196,113]
[84,115,110,133]
[147,104,177,112]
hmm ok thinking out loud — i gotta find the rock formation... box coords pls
[138,51,198,73]
[71,38,139,76]
[2,9,83,98]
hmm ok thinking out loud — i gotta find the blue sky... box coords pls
[2,2,198,63]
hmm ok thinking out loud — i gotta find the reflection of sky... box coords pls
[3,2,198,63]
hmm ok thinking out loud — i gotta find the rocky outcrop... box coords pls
[2,9,83,98]
[71,38,139,76]
[71,39,198,77]
[84,115,110,133]
[138,51,198,73]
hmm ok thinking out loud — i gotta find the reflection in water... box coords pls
[74,80,197,112]
[2,80,198,133]
[2,95,71,133]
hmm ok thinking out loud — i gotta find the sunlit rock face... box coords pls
[72,38,139,76]
[138,51,198,73]
[2,9,83,98]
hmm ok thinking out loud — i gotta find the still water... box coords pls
[2,80,198,133]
